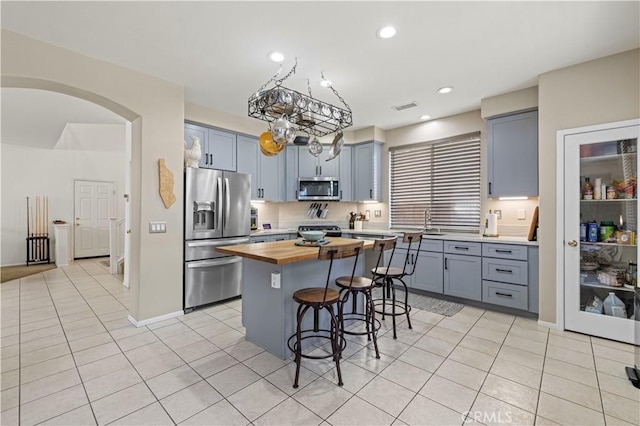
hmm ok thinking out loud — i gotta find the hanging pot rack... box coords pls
[248,58,353,138]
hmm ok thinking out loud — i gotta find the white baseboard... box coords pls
[537,319,559,330]
[128,310,183,328]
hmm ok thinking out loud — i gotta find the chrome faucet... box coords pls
[424,208,440,234]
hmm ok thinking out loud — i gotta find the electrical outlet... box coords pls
[494,210,502,219]
[517,209,526,220]
[271,272,281,289]
[374,210,381,217]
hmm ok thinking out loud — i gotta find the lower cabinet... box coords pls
[413,251,444,293]
[250,233,294,243]
[443,253,482,301]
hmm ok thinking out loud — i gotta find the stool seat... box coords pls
[335,276,374,290]
[293,288,340,305]
[372,266,404,277]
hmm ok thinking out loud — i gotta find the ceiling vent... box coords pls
[391,101,419,111]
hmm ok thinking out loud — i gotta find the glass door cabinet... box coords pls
[561,120,639,344]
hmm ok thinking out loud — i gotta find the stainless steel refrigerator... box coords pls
[184,167,250,310]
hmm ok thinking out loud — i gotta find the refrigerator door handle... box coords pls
[224,177,230,233]
[216,177,223,230]
[186,256,243,269]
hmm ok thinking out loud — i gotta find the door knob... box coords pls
[568,240,578,247]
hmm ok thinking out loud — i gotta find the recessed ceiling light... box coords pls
[437,86,454,94]
[376,26,397,39]
[319,79,332,88]
[268,51,285,62]
[420,115,431,120]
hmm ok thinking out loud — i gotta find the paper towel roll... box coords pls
[484,213,499,237]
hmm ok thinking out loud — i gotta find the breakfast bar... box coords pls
[217,237,375,359]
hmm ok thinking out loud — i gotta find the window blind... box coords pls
[389,133,481,232]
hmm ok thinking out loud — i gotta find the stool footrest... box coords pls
[287,329,347,360]
[341,312,381,336]
[372,299,412,317]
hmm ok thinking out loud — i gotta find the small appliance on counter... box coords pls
[483,210,499,237]
[250,206,258,230]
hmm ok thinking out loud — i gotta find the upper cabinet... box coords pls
[338,145,353,201]
[354,141,383,201]
[298,145,340,178]
[184,122,236,171]
[285,145,299,201]
[237,135,284,201]
[487,110,538,198]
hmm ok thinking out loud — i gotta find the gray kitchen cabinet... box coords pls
[250,233,296,243]
[487,110,538,198]
[298,145,339,178]
[354,141,383,201]
[444,241,482,301]
[184,122,236,171]
[184,122,208,169]
[237,135,284,201]
[338,145,353,201]
[383,237,443,293]
[208,128,237,171]
[285,145,299,201]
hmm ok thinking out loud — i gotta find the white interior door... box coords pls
[74,180,115,258]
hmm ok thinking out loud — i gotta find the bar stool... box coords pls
[372,232,423,339]
[335,237,397,359]
[287,240,364,388]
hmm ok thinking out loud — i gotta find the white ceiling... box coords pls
[1,1,639,134]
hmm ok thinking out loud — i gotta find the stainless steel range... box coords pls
[297,225,342,237]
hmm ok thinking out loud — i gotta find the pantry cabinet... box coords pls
[487,110,538,198]
[559,119,639,344]
[237,135,284,201]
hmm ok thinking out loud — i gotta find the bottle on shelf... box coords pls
[603,292,627,318]
[594,178,602,200]
[583,177,593,200]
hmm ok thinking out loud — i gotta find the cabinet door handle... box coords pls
[496,268,513,274]
[454,246,469,250]
[495,292,513,298]
[495,249,512,254]
[204,153,208,165]
[340,190,343,200]
[319,166,322,175]
[370,189,373,199]
[444,258,448,270]
[488,182,492,195]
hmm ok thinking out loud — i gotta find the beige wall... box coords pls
[2,30,185,322]
[481,86,538,119]
[537,49,640,323]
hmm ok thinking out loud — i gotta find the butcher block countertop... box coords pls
[216,237,376,265]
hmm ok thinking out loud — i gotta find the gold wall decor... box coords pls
[158,158,176,209]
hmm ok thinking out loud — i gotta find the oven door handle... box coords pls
[186,256,243,269]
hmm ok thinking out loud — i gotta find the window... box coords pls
[389,132,481,233]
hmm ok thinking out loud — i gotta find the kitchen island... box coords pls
[217,237,375,359]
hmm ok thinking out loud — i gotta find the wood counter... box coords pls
[216,237,375,265]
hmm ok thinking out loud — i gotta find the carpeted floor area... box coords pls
[372,287,463,316]
[0,263,57,283]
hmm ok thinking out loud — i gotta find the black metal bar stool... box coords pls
[372,232,423,339]
[335,237,397,359]
[287,240,364,388]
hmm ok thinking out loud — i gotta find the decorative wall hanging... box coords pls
[158,159,176,209]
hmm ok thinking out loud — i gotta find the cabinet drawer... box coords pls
[482,258,528,285]
[444,241,481,256]
[482,281,528,310]
[482,243,527,261]
[420,239,444,253]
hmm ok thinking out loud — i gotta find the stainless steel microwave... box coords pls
[297,177,340,201]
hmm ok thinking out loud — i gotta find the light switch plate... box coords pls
[494,210,502,219]
[517,209,526,220]
[149,221,167,233]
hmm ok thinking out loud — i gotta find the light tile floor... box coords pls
[1,258,639,425]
